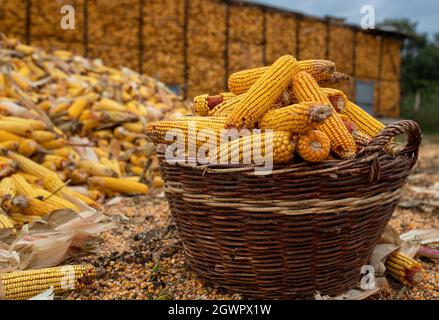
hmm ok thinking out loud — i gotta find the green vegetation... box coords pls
[379,19,439,132]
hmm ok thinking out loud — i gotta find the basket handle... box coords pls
[358,120,422,167]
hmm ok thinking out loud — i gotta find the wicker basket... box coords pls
[157,120,421,299]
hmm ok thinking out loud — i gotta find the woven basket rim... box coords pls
[156,120,422,176]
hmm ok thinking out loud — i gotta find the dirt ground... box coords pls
[65,136,439,300]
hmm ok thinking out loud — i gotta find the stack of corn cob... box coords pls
[147,55,386,163]
[0,36,189,213]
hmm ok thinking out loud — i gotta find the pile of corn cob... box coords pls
[0,36,189,220]
[146,55,386,163]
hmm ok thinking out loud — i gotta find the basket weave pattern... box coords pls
[158,120,421,299]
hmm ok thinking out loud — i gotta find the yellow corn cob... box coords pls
[152,176,164,189]
[44,155,68,169]
[220,92,236,100]
[93,98,126,112]
[0,264,96,300]
[49,102,70,117]
[0,212,15,229]
[61,188,99,208]
[0,120,33,137]
[114,127,143,142]
[80,120,99,133]
[30,130,58,142]
[69,169,89,184]
[91,110,138,123]
[212,131,296,164]
[42,161,57,172]
[78,160,118,177]
[0,177,16,197]
[28,62,46,80]
[0,156,17,167]
[7,152,57,181]
[226,55,299,129]
[17,172,43,185]
[259,102,332,134]
[129,155,147,167]
[0,117,46,130]
[67,96,89,119]
[297,130,331,162]
[125,176,141,182]
[192,93,235,116]
[344,100,385,137]
[0,130,24,142]
[10,71,32,91]
[211,88,345,118]
[0,141,20,151]
[292,71,356,159]
[18,139,39,157]
[37,100,51,111]
[122,122,144,134]
[40,138,68,149]
[5,195,59,216]
[339,114,372,152]
[93,130,113,140]
[228,59,335,95]
[385,251,424,285]
[208,94,244,117]
[321,88,347,113]
[129,165,144,176]
[79,109,92,121]
[10,173,38,197]
[94,186,121,198]
[119,141,134,150]
[352,130,372,152]
[318,71,352,87]
[192,94,209,116]
[52,147,79,161]
[0,162,16,179]
[15,43,36,55]
[145,117,227,146]
[88,189,105,201]
[100,157,122,177]
[96,139,109,148]
[32,187,79,211]
[88,176,149,194]
[9,213,41,224]
[94,147,109,159]
[339,114,357,133]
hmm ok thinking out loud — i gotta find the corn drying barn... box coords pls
[0,0,405,117]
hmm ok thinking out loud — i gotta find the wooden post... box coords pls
[183,0,189,99]
[138,0,144,73]
[262,7,267,65]
[83,0,89,57]
[224,1,231,90]
[295,14,302,59]
[25,0,31,44]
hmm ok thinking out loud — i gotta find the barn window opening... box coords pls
[355,80,375,115]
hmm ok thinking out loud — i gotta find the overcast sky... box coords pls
[247,0,438,36]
